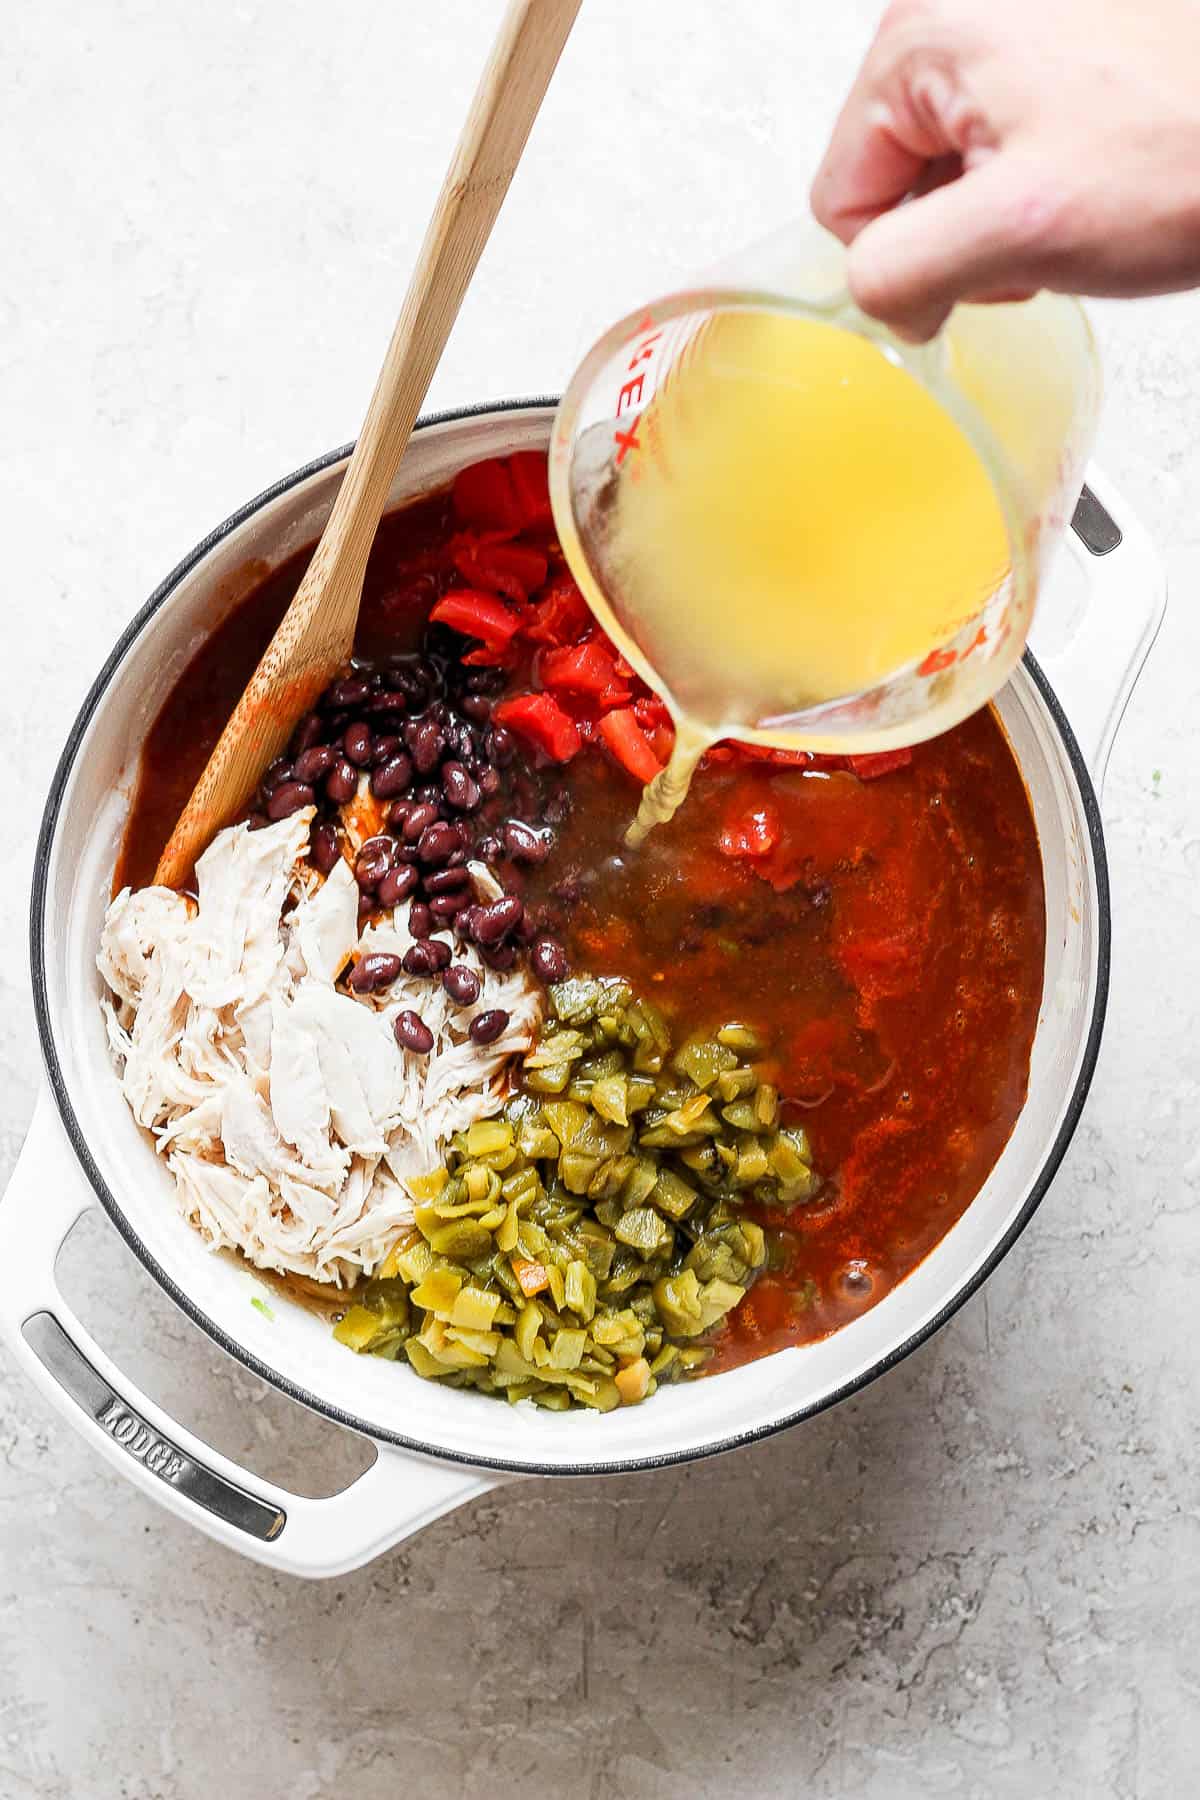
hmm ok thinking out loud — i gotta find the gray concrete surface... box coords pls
[3,3,1199,1794]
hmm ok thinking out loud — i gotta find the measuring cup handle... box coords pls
[1037,471,1167,792]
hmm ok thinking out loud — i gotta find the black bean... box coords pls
[466,667,506,695]
[387,797,415,830]
[402,802,440,844]
[370,734,401,767]
[267,780,316,820]
[475,834,502,864]
[348,952,402,994]
[310,820,341,874]
[262,758,293,793]
[408,901,433,939]
[446,720,475,762]
[291,710,326,756]
[325,676,371,710]
[476,765,501,799]
[247,811,270,832]
[427,936,452,970]
[423,866,470,895]
[354,836,395,891]
[417,821,461,865]
[472,896,524,946]
[372,753,415,799]
[460,693,492,723]
[530,937,569,983]
[482,943,518,973]
[502,819,552,864]
[428,699,451,726]
[366,689,408,716]
[469,1008,510,1045]
[486,724,516,765]
[389,665,427,704]
[514,911,539,946]
[358,894,376,930]
[456,904,481,940]
[411,782,443,808]
[394,1010,434,1055]
[441,761,481,812]
[343,721,374,767]
[401,940,440,978]
[377,864,419,907]
[325,758,358,804]
[543,787,573,825]
[408,719,446,775]
[428,890,470,922]
[552,873,583,904]
[293,744,337,783]
[442,964,482,1006]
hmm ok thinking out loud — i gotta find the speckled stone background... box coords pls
[3,3,1199,1795]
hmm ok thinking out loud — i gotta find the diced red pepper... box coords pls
[596,708,664,783]
[452,458,522,532]
[539,640,625,700]
[847,749,914,780]
[511,1256,550,1297]
[523,576,591,647]
[633,695,669,730]
[632,694,675,763]
[452,537,548,604]
[428,587,523,651]
[507,451,554,531]
[492,692,582,762]
[719,803,782,859]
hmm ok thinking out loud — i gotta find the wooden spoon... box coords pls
[154,0,580,888]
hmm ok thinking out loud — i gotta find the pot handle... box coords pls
[0,1091,501,1578]
[1034,469,1167,792]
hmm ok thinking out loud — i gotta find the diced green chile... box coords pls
[331,976,821,1409]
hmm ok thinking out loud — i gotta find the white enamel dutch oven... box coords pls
[0,402,1165,1578]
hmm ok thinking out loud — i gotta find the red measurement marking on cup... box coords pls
[612,323,663,464]
[614,418,642,464]
[917,618,1006,680]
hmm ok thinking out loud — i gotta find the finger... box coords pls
[811,21,961,240]
[845,154,1057,338]
[811,93,939,242]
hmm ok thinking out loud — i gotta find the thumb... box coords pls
[846,154,1057,339]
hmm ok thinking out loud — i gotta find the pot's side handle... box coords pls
[0,1092,500,1578]
[1037,469,1167,793]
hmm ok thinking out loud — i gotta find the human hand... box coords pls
[811,0,1200,338]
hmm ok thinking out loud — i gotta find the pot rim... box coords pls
[28,398,1111,1477]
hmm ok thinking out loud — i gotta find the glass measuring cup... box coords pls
[549,220,1101,757]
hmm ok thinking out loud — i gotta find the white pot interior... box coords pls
[36,405,1104,1473]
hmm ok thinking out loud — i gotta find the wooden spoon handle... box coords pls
[313,0,583,598]
[152,0,579,888]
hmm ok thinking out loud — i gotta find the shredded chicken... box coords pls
[99,809,541,1286]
